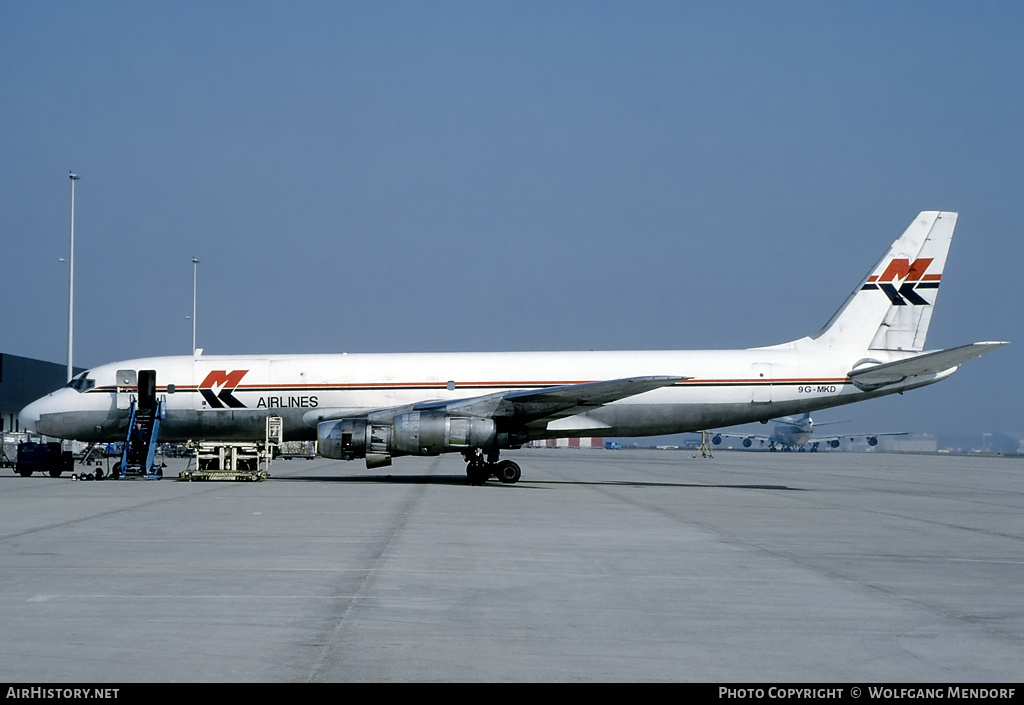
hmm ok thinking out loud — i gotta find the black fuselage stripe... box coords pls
[88,379,849,396]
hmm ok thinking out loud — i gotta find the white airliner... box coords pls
[19,211,1006,484]
[711,412,906,451]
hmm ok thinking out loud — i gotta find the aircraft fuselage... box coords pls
[21,346,945,445]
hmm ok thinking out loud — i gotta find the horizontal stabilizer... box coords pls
[848,342,1007,390]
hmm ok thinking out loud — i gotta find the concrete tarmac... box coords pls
[0,449,1021,682]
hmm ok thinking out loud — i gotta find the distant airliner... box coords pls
[20,211,1006,484]
[711,412,906,451]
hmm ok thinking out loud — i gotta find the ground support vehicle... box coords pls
[178,416,282,482]
[15,442,74,477]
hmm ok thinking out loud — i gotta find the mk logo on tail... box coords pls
[861,258,941,306]
[199,370,248,408]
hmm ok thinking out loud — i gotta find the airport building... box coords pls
[877,434,938,453]
[526,437,603,449]
[0,353,79,433]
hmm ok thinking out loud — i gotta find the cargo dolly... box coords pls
[179,416,282,482]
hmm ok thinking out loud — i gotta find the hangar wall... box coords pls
[0,353,83,432]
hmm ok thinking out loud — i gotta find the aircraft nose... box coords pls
[18,398,43,432]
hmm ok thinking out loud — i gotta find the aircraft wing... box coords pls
[809,432,906,443]
[849,341,1007,390]
[303,407,375,424]
[712,432,768,442]
[306,376,686,427]
[844,432,908,441]
[710,432,769,448]
[426,375,687,421]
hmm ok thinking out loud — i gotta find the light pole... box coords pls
[191,257,199,354]
[67,171,80,383]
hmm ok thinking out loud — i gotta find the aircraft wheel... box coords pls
[17,468,32,477]
[495,460,521,484]
[49,468,63,478]
[111,462,122,478]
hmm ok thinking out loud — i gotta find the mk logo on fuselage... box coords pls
[861,257,940,306]
[199,370,248,408]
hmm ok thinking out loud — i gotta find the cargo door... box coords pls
[116,369,137,410]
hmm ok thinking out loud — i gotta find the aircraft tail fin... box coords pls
[806,211,957,352]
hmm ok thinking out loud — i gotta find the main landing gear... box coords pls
[464,450,521,486]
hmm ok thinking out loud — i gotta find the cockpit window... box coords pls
[66,373,96,393]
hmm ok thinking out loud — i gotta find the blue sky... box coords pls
[2,2,1020,437]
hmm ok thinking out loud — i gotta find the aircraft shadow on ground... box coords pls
[276,473,477,486]
[272,474,802,490]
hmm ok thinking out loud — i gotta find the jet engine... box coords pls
[318,411,518,468]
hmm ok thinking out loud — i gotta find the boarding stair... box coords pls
[114,370,164,479]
